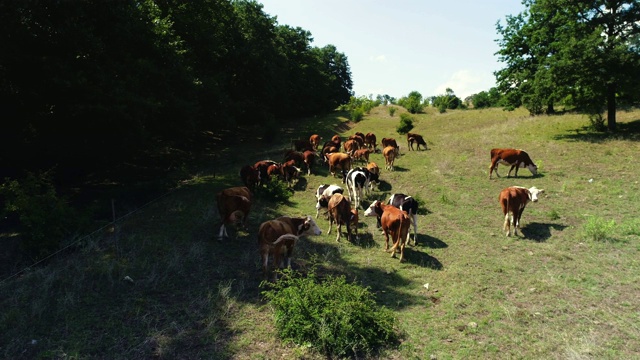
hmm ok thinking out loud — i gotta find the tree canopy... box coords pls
[0,0,353,181]
[495,0,640,130]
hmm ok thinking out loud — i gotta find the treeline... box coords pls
[0,0,353,181]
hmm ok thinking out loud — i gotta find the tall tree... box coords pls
[495,0,640,130]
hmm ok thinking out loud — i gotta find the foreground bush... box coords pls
[262,270,400,358]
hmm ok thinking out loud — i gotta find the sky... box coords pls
[259,0,527,100]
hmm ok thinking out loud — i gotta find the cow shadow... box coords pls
[376,180,393,192]
[352,231,377,248]
[415,234,448,249]
[388,166,408,172]
[293,177,308,191]
[403,248,443,270]
[520,222,568,242]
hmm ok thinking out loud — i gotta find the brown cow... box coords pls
[366,162,380,191]
[309,134,322,149]
[381,137,398,150]
[326,152,352,181]
[407,133,427,151]
[216,186,252,240]
[348,134,365,148]
[343,139,360,155]
[499,186,545,237]
[364,132,377,150]
[489,148,538,179]
[239,165,260,192]
[284,150,305,168]
[258,216,322,279]
[302,150,316,175]
[331,134,341,147]
[352,148,373,164]
[364,200,411,262]
[281,160,301,188]
[254,160,279,186]
[383,146,398,171]
[326,193,354,242]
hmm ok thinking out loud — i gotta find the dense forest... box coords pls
[0,0,352,183]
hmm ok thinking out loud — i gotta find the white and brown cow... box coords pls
[258,215,322,279]
[489,148,538,179]
[216,186,252,240]
[499,186,544,237]
[364,200,411,262]
[345,167,372,208]
[315,184,344,218]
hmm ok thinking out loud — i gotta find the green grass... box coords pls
[2,106,640,359]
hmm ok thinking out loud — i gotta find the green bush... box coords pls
[1,172,79,259]
[350,107,364,122]
[262,270,400,358]
[396,113,414,134]
[583,216,616,242]
[388,106,397,117]
[260,179,294,202]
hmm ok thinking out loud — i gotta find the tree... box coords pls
[398,91,423,113]
[496,0,640,130]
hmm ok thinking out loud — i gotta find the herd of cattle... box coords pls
[217,131,544,279]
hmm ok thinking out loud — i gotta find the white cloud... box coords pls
[369,55,387,63]
[434,69,494,99]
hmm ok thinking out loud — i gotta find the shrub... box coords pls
[396,113,414,134]
[262,270,400,358]
[260,179,294,202]
[350,107,364,123]
[388,106,397,117]
[583,216,616,242]
[1,172,79,259]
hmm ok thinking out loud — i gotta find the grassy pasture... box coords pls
[2,106,640,359]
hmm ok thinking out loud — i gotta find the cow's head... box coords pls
[528,187,544,202]
[299,216,322,236]
[316,195,330,210]
[528,163,539,176]
[364,200,380,217]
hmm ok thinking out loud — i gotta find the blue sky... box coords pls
[259,0,526,100]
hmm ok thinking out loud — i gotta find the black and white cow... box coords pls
[315,184,344,218]
[346,167,372,208]
[372,193,419,245]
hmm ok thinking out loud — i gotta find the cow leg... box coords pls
[515,206,525,236]
[503,212,511,237]
[489,159,500,179]
[327,216,334,235]
[336,222,341,242]
[261,248,270,279]
[218,224,226,240]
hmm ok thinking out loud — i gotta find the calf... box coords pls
[216,186,252,240]
[364,132,377,150]
[407,133,427,151]
[388,194,419,245]
[489,148,538,179]
[315,184,344,218]
[326,193,354,242]
[364,200,411,262]
[499,186,545,237]
[352,148,373,164]
[309,134,322,149]
[383,146,398,171]
[258,215,322,279]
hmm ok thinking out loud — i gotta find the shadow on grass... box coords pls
[376,180,393,192]
[403,248,443,270]
[520,222,568,242]
[416,233,448,249]
[552,119,640,143]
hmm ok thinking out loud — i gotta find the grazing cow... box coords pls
[364,132,377,150]
[489,148,538,180]
[216,186,252,240]
[407,133,427,151]
[388,194,419,245]
[322,145,339,163]
[366,162,380,191]
[352,148,373,164]
[281,160,301,188]
[364,200,411,262]
[499,186,544,237]
[326,152,352,182]
[284,150,305,168]
[302,150,316,175]
[326,193,354,242]
[254,160,279,186]
[331,134,341,146]
[381,137,399,151]
[309,134,322,149]
[315,184,344,218]
[266,163,282,180]
[258,215,322,279]
[383,146,398,171]
[293,139,314,152]
[348,134,365,148]
[343,139,360,156]
[345,167,371,208]
[239,165,260,192]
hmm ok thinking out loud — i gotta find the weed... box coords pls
[548,209,561,221]
[583,216,616,242]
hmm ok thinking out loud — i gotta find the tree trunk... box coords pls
[607,82,616,131]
